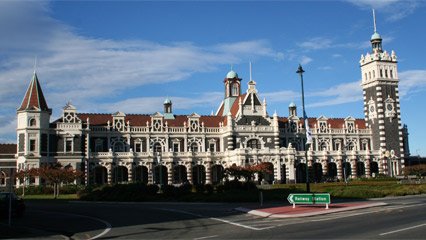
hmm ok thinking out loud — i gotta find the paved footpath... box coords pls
[236,201,387,218]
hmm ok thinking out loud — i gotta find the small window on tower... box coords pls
[29,139,36,152]
[373,70,375,78]
[390,70,393,79]
[232,84,239,96]
[385,70,388,78]
[380,69,383,78]
[29,118,36,127]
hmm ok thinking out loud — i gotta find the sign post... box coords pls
[287,193,331,209]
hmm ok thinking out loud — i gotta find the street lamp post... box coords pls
[296,64,310,193]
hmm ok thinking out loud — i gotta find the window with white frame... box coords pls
[65,138,73,152]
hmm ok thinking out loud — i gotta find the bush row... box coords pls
[77,180,259,202]
[15,185,84,195]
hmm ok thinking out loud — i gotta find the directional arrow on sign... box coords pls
[287,194,294,204]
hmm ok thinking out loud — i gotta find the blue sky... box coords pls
[0,0,425,156]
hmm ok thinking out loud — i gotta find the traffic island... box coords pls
[235,201,387,218]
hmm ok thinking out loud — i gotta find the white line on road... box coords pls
[193,235,219,240]
[310,203,426,222]
[379,223,426,236]
[209,217,275,231]
[158,207,275,231]
[32,210,112,240]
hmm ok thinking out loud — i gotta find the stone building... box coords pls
[12,17,409,187]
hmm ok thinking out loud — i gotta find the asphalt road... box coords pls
[1,195,426,239]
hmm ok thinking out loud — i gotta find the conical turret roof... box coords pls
[18,72,50,112]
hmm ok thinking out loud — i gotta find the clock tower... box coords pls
[360,10,405,175]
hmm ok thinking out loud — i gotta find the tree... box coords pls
[37,163,82,199]
[404,164,426,177]
[225,163,273,183]
[15,168,39,197]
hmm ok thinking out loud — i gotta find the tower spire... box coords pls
[373,9,377,33]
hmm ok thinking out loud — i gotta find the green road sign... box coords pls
[287,193,330,205]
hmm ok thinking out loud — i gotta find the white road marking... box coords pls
[310,203,426,222]
[193,235,219,240]
[158,207,275,231]
[31,210,112,240]
[209,217,275,230]
[379,223,426,236]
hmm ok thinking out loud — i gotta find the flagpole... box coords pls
[296,64,310,193]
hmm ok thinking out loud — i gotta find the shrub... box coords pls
[195,184,205,193]
[205,184,214,194]
[146,184,160,195]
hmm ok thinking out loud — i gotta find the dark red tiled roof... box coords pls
[278,117,367,129]
[77,113,225,128]
[230,94,247,117]
[18,73,49,111]
[0,144,17,154]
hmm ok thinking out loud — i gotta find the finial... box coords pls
[372,9,377,33]
[230,64,233,71]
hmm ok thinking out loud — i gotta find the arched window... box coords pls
[368,72,371,80]
[247,139,261,149]
[372,70,375,78]
[29,118,36,127]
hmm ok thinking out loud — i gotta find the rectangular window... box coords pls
[173,143,179,152]
[209,143,215,152]
[19,134,25,152]
[29,139,36,152]
[135,142,141,152]
[65,139,73,152]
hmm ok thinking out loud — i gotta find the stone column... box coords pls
[351,158,357,179]
[127,163,133,182]
[205,161,212,184]
[379,159,385,175]
[365,156,371,178]
[186,163,193,184]
[167,163,173,185]
[147,163,154,184]
[107,165,112,184]
[274,159,282,184]
[336,157,343,180]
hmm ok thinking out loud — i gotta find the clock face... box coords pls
[369,105,375,112]
[386,104,393,111]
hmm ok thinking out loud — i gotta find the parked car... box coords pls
[0,192,25,217]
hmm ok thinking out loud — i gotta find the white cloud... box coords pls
[346,0,421,21]
[298,37,333,50]
[262,90,299,104]
[399,70,426,98]
[100,92,223,114]
[307,81,363,107]
[300,56,313,65]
